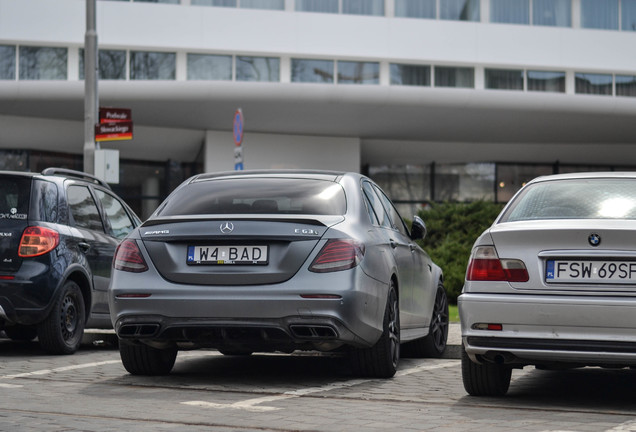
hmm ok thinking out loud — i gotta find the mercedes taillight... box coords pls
[309,239,365,273]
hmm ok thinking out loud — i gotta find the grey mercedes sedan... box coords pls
[460,172,636,396]
[109,170,447,377]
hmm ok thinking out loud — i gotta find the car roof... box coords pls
[0,168,112,190]
[527,171,636,186]
[191,169,349,183]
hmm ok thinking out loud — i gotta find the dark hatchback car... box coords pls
[0,168,140,354]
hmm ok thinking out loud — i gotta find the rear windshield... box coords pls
[156,178,346,216]
[0,176,31,221]
[501,179,636,222]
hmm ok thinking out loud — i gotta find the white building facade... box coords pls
[1,0,636,216]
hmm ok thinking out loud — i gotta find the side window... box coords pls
[67,185,104,232]
[31,180,58,223]
[95,190,135,239]
[372,184,410,238]
[362,181,391,228]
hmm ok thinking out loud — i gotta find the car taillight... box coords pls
[309,239,365,273]
[466,246,529,282]
[113,239,148,273]
[18,226,60,257]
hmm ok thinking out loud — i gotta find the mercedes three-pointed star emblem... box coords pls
[220,222,234,234]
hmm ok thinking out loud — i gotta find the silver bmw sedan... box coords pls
[460,172,636,396]
[109,170,447,377]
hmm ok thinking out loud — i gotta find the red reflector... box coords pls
[18,226,60,257]
[487,324,503,331]
[300,294,342,299]
[0,275,15,280]
[115,293,152,299]
[113,240,148,273]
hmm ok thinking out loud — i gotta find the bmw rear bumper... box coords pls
[459,293,636,367]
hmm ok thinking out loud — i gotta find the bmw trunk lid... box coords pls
[490,219,636,293]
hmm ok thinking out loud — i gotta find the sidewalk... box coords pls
[443,322,462,360]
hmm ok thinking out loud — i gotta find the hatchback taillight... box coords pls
[466,246,529,282]
[309,239,365,273]
[113,240,148,273]
[18,226,60,257]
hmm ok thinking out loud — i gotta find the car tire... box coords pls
[350,281,400,378]
[402,282,449,358]
[4,325,38,342]
[119,340,177,375]
[37,280,85,355]
[461,344,512,396]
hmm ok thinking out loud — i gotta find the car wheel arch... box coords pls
[62,268,92,322]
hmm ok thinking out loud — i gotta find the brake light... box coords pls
[309,239,364,273]
[466,246,529,282]
[113,240,148,273]
[18,226,60,257]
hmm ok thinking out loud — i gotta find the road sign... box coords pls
[233,108,244,146]
[95,121,133,142]
[99,107,131,124]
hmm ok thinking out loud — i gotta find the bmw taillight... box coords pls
[309,239,365,273]
[466,246,529,282]
[18,226,60,257]
[113,239,148,273]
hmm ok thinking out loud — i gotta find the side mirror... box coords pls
[410,215,427,240]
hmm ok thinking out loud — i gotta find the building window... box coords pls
[527,70,565,92]
[434,66,474,88]
[581,0,618,30]
[395,0,436,18]
[490,0,529,24]
[575,73,613,95]
[130,51,176,80]
[187,54,232,80]
[343,0,384,16]
[441,0,480,21]
[240,0,284,9]
[496,164,553,203]
[390,64,431,86]
[191,0,237,5]
[622,0,636,30]
[0,45,16,80]
[295,0,338,12]
[79,49,126,80]
[616,75,636,96]
[133,0,180,3]
[19,46,67,80]
[337,61,379,84]
[435,163,495,202]
[368,165,431,218]
[485,68,524,90]
[532,0,571,26]
[236,56,280,81]
[291,59,334,83]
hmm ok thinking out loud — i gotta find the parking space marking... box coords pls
[0,351,220,381]
[182,360,458,412]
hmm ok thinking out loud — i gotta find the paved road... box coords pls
[0,328,635,432]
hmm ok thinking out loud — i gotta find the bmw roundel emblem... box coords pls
[588,233,601,247]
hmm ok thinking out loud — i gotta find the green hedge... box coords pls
[415,201,504,304]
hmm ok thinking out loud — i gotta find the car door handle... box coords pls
[389,239,398,249]
[78,242,91,253]
[409,244,417,253]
